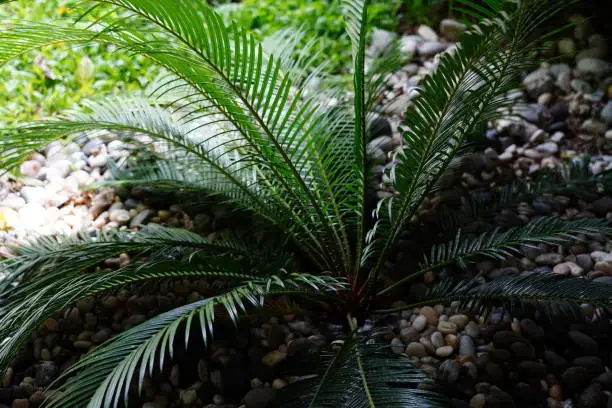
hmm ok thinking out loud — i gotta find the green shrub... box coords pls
[1,0,610,407]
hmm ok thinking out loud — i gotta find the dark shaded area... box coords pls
[581,0,612,41]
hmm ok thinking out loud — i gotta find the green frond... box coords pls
[365,40,406,116]
[362,0,569,285]
[0,224,257,293]
[0,260,260,370]
[44,274,344,408]
[426,217,610,269]
[416,273,612,318]
[342,0,369,277]
[439,157,612,232]
[379,217,611,296]
[0,0,360,274]
[280,330,447,408]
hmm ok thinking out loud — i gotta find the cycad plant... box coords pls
[1,0,611,407]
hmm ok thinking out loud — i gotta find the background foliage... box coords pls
[0,0,158,126]
[0,0,449,127]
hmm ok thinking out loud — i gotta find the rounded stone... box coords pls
[405,342,428,358]
[412,315,427,332]
[435,346,454,357]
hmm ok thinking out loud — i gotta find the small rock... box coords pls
[558,38,576,55]
[553,262,584,276]
[243,388,276,408]
[465,321,480,338]
[571,79,593,93]
[419,306,438,325]
[459,335,475,357]
[417,25,438,42]
[448,314,469,328]
[440,19,466,41]
[601,102,612,125]
[169,364,180,387]
[573,356,604,377]
[437,321,457,334]
[130,209,151,228]
[535,253,564,265]
[578,383,605,408]
[11,400,28,408]
[577,58,611,76]
[536,142,558,155]
[2,368,13,388]
[261,350,286,367]
[470,393,486,408]
[435,346,454,357]
[20,161,41,178]
[405,342,427,358]
[412,315,427,332]
[523,68,554,98]
[568,331,598,355]
[431,331,444,348]
[418,41,448,57]
[179,389,197,405]
[109,209,130,224]
[575,254,594,271]
[35,361,58,386]
[438,360,460,384]
[561,366,594,394]
[550,384,563,401]
[370,29,396,53]
[390,337,404,355]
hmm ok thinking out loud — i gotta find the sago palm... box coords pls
[1,0,611,407]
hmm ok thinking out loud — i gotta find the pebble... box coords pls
[568,331,598,355]
[419,306,438,324]
[418,41,447,57]
[601,102,612,125]
[412,315,427,332]
[405,342,427,358]
[553,261,584,276]
[439,19,466,41]
[417,25,438,42]
[242,388,276,408]
[459,335,475,357]
[390,337,404,355]
[178,389,197,405]
[2,368,13,388]
[577,57,611,76]
[470,393,486,408]
[437,321,457,334]
[571,79,593,93]
[19,161,41,179]
[11,400,28,408]
[535,253,564,265]
[109,209,130,224]
[448,314,468,328]
[465,321,480,338]
[523,68,554,98]
[169,364,180,387]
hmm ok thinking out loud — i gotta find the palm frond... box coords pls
[280,329,447,408]
[0,0,360,274]
[0,260,259,370]
[400,273,612,317]
[44,273,344,408]
[362,0,568,285]
[378,273,612,318]
[439,157,612,232]
[342,0,369,278]
[0,224,258,293]
[379,217,611,296]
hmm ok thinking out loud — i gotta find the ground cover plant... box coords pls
[1,0,612,407]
